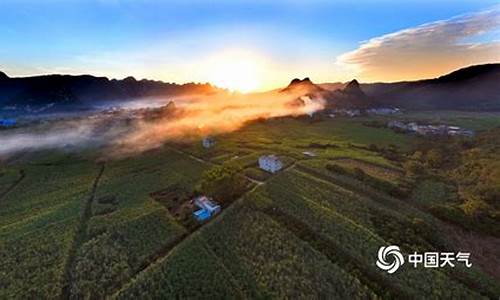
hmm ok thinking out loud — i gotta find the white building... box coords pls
[258,155,283,173]
[202,136,215,148]
[194,196,221,214]
[302,151,316,157]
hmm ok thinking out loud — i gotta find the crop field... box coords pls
[116,235,244,299]
[327,158,403,181]
[198,202,375,298]
[0,167,22,195]
[0,156,99,298]
[170,117,413,167]
[70,147,208,298]
[246,168,497,298]
[1,113,499,298]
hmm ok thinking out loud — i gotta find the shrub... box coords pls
[403,160,425,176]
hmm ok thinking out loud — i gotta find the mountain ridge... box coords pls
[319,63,500,110]
[0,71,219,112]
[1,63,499,112]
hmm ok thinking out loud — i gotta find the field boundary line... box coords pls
[0,169,25,204]
[59,163,105,299]
[167,146,215,166]
[202,240,248,299]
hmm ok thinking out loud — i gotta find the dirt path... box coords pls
[60,163,105,299]
[167,146,215,166]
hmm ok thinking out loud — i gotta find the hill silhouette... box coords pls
[1,63,499,113]
[0,72,218,112]
[323,64,500,110]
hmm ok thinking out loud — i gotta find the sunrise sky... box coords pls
[1,0,499,91]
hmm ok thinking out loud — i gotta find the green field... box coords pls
[1,112,499,298]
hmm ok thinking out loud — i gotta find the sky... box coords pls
[0,0,499,91]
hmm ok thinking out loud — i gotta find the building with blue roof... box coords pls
[193,209,211,221]
[0,119,16,127]
[192,196,221,221]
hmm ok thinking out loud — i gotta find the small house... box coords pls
[192,196,221,221]
[258,155,283,173]
[202,136,215,148]
[302,151,316,157]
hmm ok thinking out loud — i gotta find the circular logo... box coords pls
[376,245,405,274]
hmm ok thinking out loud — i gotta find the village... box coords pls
[328,107,401,118]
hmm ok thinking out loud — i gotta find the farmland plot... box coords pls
[116,236,244,299]
[247,169,485,299]
[70,147,207,298]
[198,203,376,298]
[0,159,99,298]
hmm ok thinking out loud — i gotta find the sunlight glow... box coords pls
[206,50,262,93]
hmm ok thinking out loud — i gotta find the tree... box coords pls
[199,164,247,204]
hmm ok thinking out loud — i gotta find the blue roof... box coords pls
[193,209,211,221]
[0,119,16,126]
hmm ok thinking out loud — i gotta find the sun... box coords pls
[207,51,262,93]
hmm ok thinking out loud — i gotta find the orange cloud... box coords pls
[336,7,500,82]
[111,89,324,155]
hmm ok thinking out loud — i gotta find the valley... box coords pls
[1,112,499,298]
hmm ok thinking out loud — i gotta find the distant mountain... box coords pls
[320,64,500,110]
[0,71,9,81]
[318,82,345,91]
[327,79,380,109]
[2,63,498,114]
[281,77,325,94]
[282,77,379,109]
[0,72,219,113]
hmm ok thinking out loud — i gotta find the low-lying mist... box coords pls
[0,88,324,159]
